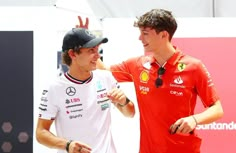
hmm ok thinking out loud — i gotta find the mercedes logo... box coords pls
[66,86,76,96]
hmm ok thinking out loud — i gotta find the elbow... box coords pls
[128,102,136,118]
[118,101,136,118]
[217,102,224,119]
[35,129,44,145]
[218,108,224,119]
[127,105,136,118]
[130,108,136,118]
[213,100,224,120]
[127,109,135,118]
[35,131,41,144]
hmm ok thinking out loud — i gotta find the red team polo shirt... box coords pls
[110,50,220,153]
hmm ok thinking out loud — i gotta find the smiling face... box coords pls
[69,45,101,73]
[138,27,167,53]
[134,9,177,54]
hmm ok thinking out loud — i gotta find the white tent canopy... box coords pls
[1,0,236,17]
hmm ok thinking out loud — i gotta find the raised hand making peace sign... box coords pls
[75,16,89,29]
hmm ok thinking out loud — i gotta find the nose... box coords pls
[139,34,143,41]
[97,52,101,59]
[94,49,101,59]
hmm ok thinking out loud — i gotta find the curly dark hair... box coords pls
[134,9,177,40]
[62,47,81,66]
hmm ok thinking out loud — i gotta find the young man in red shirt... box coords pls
[80,8,224,153]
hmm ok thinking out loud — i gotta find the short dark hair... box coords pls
[134,9,177,40]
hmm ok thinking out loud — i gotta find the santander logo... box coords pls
[196,121,236,130]
[174,76,183,84]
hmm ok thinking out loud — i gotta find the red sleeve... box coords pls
[110,57,139,82]
[194,61,220,107]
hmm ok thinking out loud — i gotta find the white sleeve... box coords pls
[38,84,58,120]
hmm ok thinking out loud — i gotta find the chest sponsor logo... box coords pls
[170,90,183,96]
[174,76,183,84]
[69,114,83,119]
[139,85,149,94]
[97,92,107,99]
[96,81,103,90]
[65,98,83,118]
[65,98,80,104]
[140,70,149,83]
[66,103,82,108]
[66,86,76,96]
[97,91,110,104]
[66,109,83,114]
[101,103,109,111]
[170,76,186,88]
[177,63,186,72]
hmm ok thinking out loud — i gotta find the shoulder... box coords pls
[110,55,148,72]
[45,75,69,90]
[118,55,150,67]
[126,55,147,63]
[93,69,113,77]
[178,53,206,72]
[179,53,203,65]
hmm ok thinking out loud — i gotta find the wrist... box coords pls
[192,115,198,127]
[66,140,73,152]
[118,97,130,107]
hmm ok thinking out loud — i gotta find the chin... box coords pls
[91,67,96,71]
[144,50,153,55]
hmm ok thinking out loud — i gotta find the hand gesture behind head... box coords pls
[75,16,89,29]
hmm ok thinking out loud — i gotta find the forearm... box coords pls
[193,100,224,125]
[116,98,135,118]
[36,128,67,150]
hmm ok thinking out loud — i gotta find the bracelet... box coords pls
[66,140,73,152]
[118,97,130,107]
[192,115,198,127]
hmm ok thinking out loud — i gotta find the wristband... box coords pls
[66,140,73,152]
[192,115,198,127]
[119,97,130,107]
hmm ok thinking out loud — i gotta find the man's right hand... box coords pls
[75,16,89,29]
[69,140,92,153]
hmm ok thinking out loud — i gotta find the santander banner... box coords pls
[172,37,236,153]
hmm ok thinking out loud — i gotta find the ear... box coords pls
[68,49,76,58]
[161,31,168,39]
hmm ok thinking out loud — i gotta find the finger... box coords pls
[108,92,125,104]
[78,146,82,152]
[78,146,92,153]
[81,146,92,151]
[113,91,125,101]
[79,147,92,153]
[174,125,180,134]
[178,126,187,134]
[107,88,119,97]
[80,144,92,151]
[84,17,89,28]
[169,124,179,134]
[78,16,83,27]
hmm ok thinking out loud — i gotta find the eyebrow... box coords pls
[141,28,151,32]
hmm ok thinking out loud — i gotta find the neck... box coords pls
[153,44,176,66]
[68,68,92,81]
